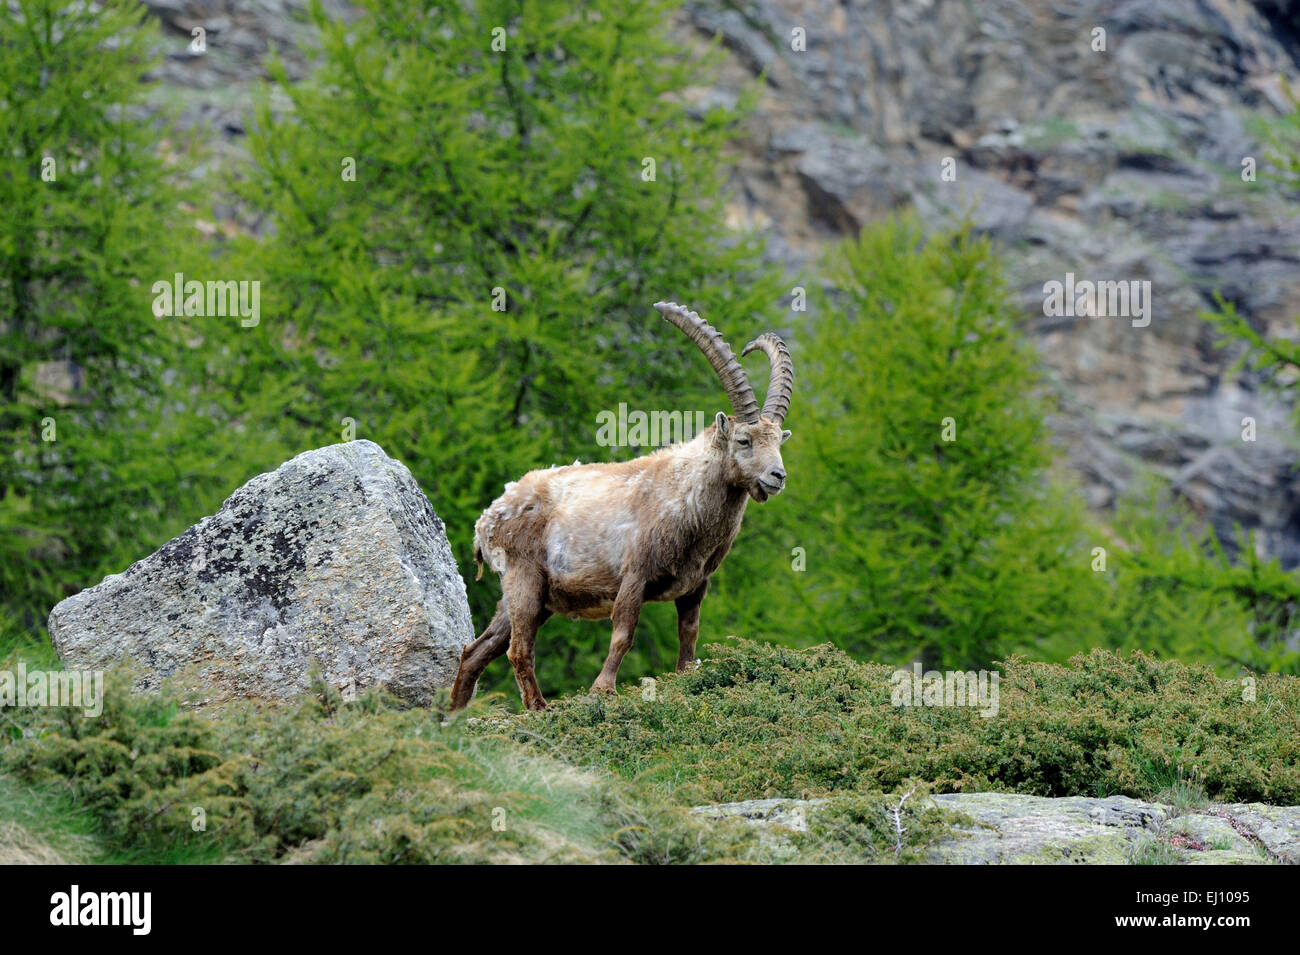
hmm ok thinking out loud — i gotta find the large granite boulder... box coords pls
[48,440,474,706]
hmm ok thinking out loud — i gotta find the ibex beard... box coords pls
[450,301,794,711]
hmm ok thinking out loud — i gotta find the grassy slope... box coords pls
[0,661,776,864]
[2,639,1297,864]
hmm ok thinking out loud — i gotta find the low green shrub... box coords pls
[0,668,774,864]
[509,638,1300,806]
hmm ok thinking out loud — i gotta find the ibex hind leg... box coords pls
[449,606,511,711]
[504,570,552,711]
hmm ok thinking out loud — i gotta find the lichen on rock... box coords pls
[48,440,473,706]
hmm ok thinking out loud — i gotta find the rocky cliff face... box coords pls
[141,0,1300,564]
[681,0,1300,565]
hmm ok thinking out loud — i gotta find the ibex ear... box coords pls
[715,411,730,436]
[781,429,792,444]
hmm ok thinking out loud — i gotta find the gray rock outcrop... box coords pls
[48,440,473,706]
[697,793,1299,863]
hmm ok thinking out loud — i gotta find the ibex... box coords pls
[449,302,794,711]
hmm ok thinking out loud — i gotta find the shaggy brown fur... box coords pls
[450,303,792,711]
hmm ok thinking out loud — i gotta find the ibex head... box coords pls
[653,302,794,503]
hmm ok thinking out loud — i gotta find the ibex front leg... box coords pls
[592,577,645,695]
[504,569,551,711]
[674,579,708,673]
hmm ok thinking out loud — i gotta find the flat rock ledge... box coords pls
[48,440,473,706]
[694,794,1300,864]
